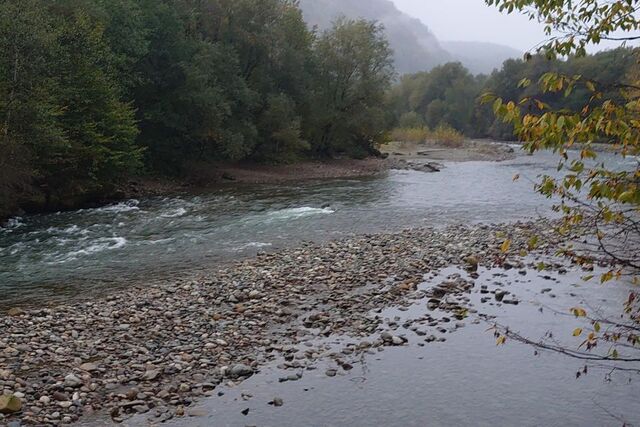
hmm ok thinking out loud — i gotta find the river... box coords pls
[0,148,572,307]
[3,146,640,426]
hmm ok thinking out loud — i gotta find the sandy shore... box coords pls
[0,219,578,425]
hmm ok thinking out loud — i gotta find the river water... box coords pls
[3,146,640,426]
[158,264,640,427]
[0,149,636,307]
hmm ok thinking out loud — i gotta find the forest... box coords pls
[0,0,394,218]
[389,47,639,140]
[1,0,637,220]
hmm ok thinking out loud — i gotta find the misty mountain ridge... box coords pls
[441,41,523,74]
[298,0,521,75]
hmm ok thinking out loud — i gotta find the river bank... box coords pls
[2,140,519,226]
[0,219,588,426]
[123,138,518,202]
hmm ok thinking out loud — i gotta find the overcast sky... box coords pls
[391,0,544,51]
[391,0,632,52]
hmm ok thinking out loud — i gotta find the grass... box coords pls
[389,124,465,147]
[389,127,431,143]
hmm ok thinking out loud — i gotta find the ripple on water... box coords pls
[94,199,141,214]
[0,150,632,307]
[44,236,128,264]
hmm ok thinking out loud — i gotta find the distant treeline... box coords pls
[388,47,638,140]
[0,0,394,217]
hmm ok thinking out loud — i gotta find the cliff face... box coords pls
[299,0,521,75]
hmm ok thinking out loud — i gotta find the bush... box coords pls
[389,124,465,147]
[389,127,431,143]
[431,124,464,147]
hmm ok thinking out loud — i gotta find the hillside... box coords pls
[298,0,451,74]
[298,0,521,75]
[442,41,523,74]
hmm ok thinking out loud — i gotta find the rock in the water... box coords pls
[380,332,393,343]
[391,336,405,346]
[464,255,479,271]
[0,394,22,414]
[495,290,508,302]
[269,397,284,407]
[228,364,253,378]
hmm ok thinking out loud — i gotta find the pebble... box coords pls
[270,397,284,407]
[0,219,566,425]
[64,374,82,388]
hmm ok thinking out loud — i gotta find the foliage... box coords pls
[389,127,431,143]
[390,124,464,147]
[310,18,395,158]
[484,0,640,370]
[388,62,484,136]
[389,48,638,141]
[0,0,141,210]
[0,0,394,217]
[431,124,465,147]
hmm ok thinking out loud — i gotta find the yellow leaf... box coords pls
[571,307,587,317]
[501,239,511,253]
[600,271,613,284]
[496,336,506,345]
[594,322,601,333]
[573,328,583,337]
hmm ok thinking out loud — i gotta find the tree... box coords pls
[0,0,399,219]
[0,1,57,215]
[311,18,395,158]
[389,62,504,137]
[0,0,141,211]
[484,0,640,371]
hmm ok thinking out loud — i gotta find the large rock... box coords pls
[495,290,509,302]
[79,362,98,372]
[64,373,82,388]
[0,394,22,414]
[464,255,479,271]
[142,369,161,381]
[228,364,253,378]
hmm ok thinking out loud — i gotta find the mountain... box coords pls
[298,0,451,74]
[298,0,521,75]
[441,41,523,74]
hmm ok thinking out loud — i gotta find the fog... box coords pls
[391,0,635,52]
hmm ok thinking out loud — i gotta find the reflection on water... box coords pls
[136,263,640,427]
[0,149,634,306]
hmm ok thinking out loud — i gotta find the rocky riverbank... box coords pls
[0,219,578,425]
[381,139,517,164]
